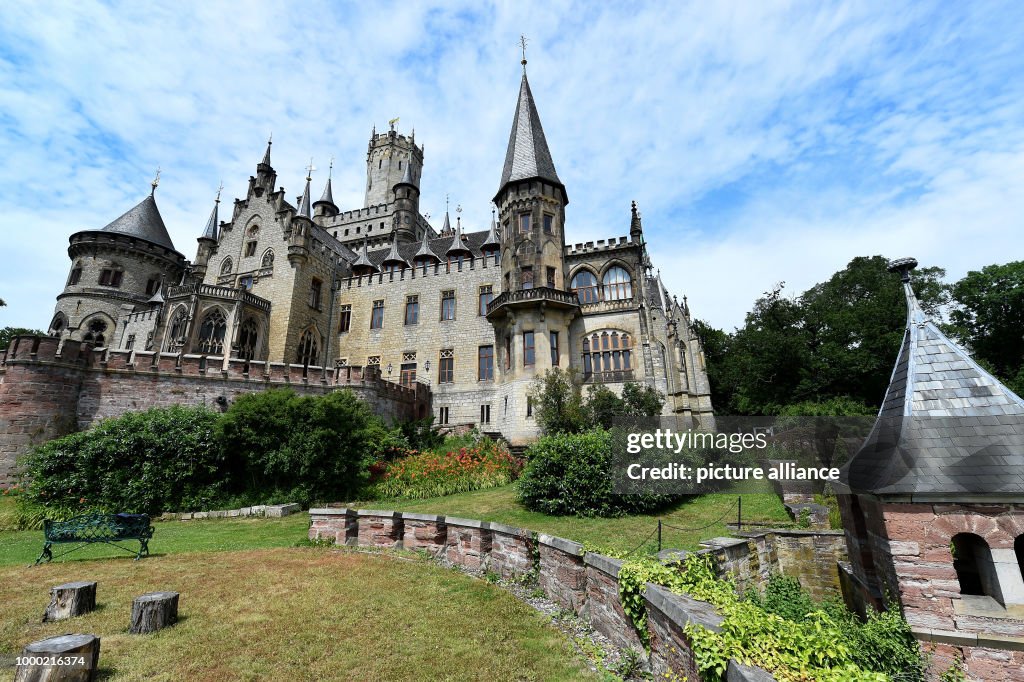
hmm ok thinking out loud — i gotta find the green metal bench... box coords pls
[35,512,154,565]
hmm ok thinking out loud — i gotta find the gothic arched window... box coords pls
[261,249,275,268]
[82,318,108,346]
[197,309,227,355]
[296,329,319,366]
[48,312,67,336]
[571,270,600,304]
[166,307,187,350]
[220,258,233,276]
[602,266,632,301]
[237,318,259,360]
[582,331,632,378]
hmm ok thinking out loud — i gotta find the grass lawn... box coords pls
[0,547,599,681]
[343,482,791,556]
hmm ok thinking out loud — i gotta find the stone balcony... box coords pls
[166,283,272,312]
[485,286,580,320]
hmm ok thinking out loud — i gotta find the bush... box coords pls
[369,436,522,499]
[216,388,376,506]
[517,428,682,516]
[18,405,224,518]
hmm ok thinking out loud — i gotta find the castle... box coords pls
[41,62,714,446]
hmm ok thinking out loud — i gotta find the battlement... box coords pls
[566,236,632,256]
[124,308,160,324]
[1,335,93,367]
[343,253,500,290]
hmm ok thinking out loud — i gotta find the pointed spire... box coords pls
[381,232,410,270]
[496,62,562,200]
[414,223,441,263]
[296,161,313,219]
[440,210,451,236]
[316,158,336,208]
[445,207,471,257]
[630,200,643,241]
[482,208,500,251]
[199,183,222,242]
[260,134,273,167]
[352,237,378,274]
[396,161,416,188]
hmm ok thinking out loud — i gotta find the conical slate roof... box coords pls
[395,162,416,189]
[497,72,562,198]
[260,137,273,167]
[296,175,313,219]
[439,211,452,236]
[352,238,377,272]
[481,211,500,251]
[446,217,472,256]
[316,177,335,207]
[102,193,176,251]
[842,258,1024,496]
[413,226,441,263]
[381,234,410,268]
[199,193,220,242]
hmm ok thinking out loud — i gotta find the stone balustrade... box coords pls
[309,507,777,681]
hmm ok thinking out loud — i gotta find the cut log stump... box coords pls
[129,592,179,634]
[42,581,97,623]
[14,633,100,682]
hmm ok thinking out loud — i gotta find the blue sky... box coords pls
[1,1,1022,332]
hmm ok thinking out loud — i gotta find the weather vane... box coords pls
[215,181,223,203]
[150,166,161,195]
[520,35,528,68]
[388,117,399,130]
[306,158,315,180]
[328,157,334,179]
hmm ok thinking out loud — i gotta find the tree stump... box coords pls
[14,633,100,682]
[128,592,179,634]
[42,582,97,623]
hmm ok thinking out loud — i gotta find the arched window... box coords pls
[48,312,67,336]
[571,270,600,304]
[197,309,227,355]
[296,329,319,366]
[220,258,233,276]
[952,533,1000,600]
[166,307,188,350]
[237,318,259,360]
[82,318,108,346]
[261,249,275,268]
[582,331,632,378]
[603,266,632,301]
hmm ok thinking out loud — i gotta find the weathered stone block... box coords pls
[444,517,491,570]
[309,508,358,545]
[401,513,446,555]
[538,534,586,612]
[357,509,403,548]
[267,503,300,517]
[584,554,642,651]
[489,522,534,580]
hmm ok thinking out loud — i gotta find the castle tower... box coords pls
[49,174,187,345]
[192,186,222,282]
[313,160,339,219]
[248,136,277,198]
[391,162,420,242]
[364,122,423,208]
[486,56,579,432]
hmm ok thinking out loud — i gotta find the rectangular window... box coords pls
[543,214,553,233]
[99,269,123,287]
[400,363,417,387]
[405,295,419,325]
[338,304,351,333]
[527,397,533,418]
[309,278,323,309]
[550,331,559,367]
[367,355,380,366]
[480,404,491,424]
[439,349,454,384]
[546,267,556,288]
[68,267,82,286]
[440,290,456,321]
[370,300,384,329]
[523,331,535,366]
[239,276,254,291]
[439,406,450,425]
[479,285,493,316]
[521,267,534,290]
[504,335,512,370]
[478,345,494,381]
[245,241,257,257]
[145,278,160,296]
[519,214,530,233]
[125,334,136,350]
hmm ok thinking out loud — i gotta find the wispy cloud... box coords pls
[0,0,1022,331]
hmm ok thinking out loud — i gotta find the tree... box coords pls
[948,261,1024,394]
[620,382,664,417]
[527,368,589,434]
[0,327,47,350]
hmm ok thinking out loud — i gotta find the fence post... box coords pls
[738,496,742,531]
[657,520,662,553]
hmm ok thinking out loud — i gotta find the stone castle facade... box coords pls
[43,65,713,445]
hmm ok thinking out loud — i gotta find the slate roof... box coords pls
[842,258,1024,497]
[101,194,177,251]
[497,72,562,198]
[362,230,494,267]
[199,195,219,241]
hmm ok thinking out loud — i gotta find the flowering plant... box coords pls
[369,438,523,499]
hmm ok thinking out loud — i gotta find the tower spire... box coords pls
[199,183,222,242]
[296,160,313,219]
[261,134,273,167]
[520,34,528,73]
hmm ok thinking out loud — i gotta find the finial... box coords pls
[389,116,399,131]
[456,203,462,215]
[328,157,334,179]
[305,157,315,181]
[520,35,528,71]
[445,194,449,213]
[268,132,272,146]
[887,257,919,283]
[215,181,223,204]
[150,166,161,195]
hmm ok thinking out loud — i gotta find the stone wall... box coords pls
[0,335,428,486]
[309,507,777,681]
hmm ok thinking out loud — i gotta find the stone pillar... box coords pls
[990,548,1024,606]
[444,517,492,570]
[488,522,535,580]
[308,508,357,546]
[356,510,403,548]
[538,534,587,612]
[401,513,446,556]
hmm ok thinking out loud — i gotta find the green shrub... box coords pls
[369,437,522,499]
[745,574,819,623]
[216,388,375,506]
[18,405,224,518]
[516,428,682,516]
